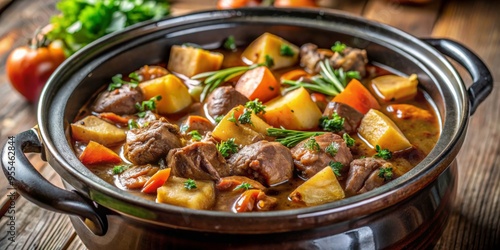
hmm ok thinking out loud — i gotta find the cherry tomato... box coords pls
[274,0,318,7]
[6,39,65,103]
[217,0,263,9]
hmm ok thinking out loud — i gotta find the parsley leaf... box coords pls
[378,167,393,181]
[343,133,355,147]
[238,110,253,125]
[128,119,138,129]
[329,161,343,177]
[374,145,392,160]
[227,112,237,123]
[184,179,197,190]
[265,55,275,68]
[233,182,252,191]
[223,35,236,51]
[135,95,161,117]
[214,115,224,124]
[319,113,344,132]
[267,127,325,148]
[331,41,347,53]
[245,99,266,115]
[280,44,295,57]
[217,138,239,158]
[188,130,203,141]
[112,165,128,175]
[325,142,339,157]
[304,137,321,152]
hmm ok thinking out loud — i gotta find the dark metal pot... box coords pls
[1,8,492,249]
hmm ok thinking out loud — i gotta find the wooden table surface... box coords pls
[0,0,498,249]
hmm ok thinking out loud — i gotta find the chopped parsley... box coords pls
[108,72,140,91]
[374,145,392,160]
[280,44,295,57]
[223,35,237,51]
[214,115,224,124]
[245,99,266,115]
[331,41,347,53]
[135,95,161,118]
[227,112,237,123]
[319,113,344,132]
[128,119,138,129]
[112,165,128,175]
[304,137,321,152]
[343,133,355,147]
[329,161,343,177]
[265,54,275,68]
[233,182,252,191]
[378,167,393,181]
[325,142,340,157]
[217,138,239,158]
[267,127,325,148]
[188,130,202,141]
[238,110,253,125]
[184,179,197,190]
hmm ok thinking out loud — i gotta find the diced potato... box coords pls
[212,105,271,145]
[263,87,322,130]
[241,33,299,70]
[139,74,192,114]
[71,116,126,146]
[157,176,215,210]
[289,166,345,206]
[358,109,412,152]
[167,45,223,77]
[372,74,418,101]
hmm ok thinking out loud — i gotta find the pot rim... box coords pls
[37,8,469,232]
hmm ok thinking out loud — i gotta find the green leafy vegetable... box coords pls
[223,35,236,51]
[331,41,347,53]
[214,115,224,124]
[188,130,203,141]
[265,55,275,68]
[343,133,355,147]
[280,44,295,57]
[238,110,253,125]
[267,127,325,148]
[48,0,170,55]
[233,182,253,191]
[227,111,237,123]
[328,161,343,177]
[378,167,393,181]
[128,119,138,129]
[135,95,161,118]
[304,137,321,152]
[319,113,344,132]
[112,165,128,175]
[374,145,392,160]
[108,72,140,91]
[217,138,239,158]
[245,99,266,115]
[325,142,339,157]
[184,179,197,190]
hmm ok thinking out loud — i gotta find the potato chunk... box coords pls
[71,116,126,146]
[372,74,418,101]
[358,109,412,152]
[212,105,271,146]
[263,87,322,130]
[139,74,192,114]
[289,166,345,206]
[167,45,223,77]
[241,33,299,70]
[157,176,215,210]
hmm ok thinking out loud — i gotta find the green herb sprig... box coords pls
[188,130,203,141]
[378,167,393,181]
[331,41,347,53]
[135,95,161,118]
[374,145,392,160]
[329,161,343,177]
[233,182,252,191]
[343,133,355,147]
[184,179,197,190]
[319,113,344,132]
[108,72,140,91]
[217,138,239,158]
[267,127,325,148]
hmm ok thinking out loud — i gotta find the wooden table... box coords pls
[0,0,498,249]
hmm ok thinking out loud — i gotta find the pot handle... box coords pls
[1,128,107,236]
[423,38,493,115]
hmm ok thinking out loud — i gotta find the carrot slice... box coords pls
[79,141,121,165]
[233,189,262,213]
[235,66,280,102]
[216,176,266,191]
[141,168,171,194]
[332,79,380,114]
[279,69,309,82]
[98,112,130,125]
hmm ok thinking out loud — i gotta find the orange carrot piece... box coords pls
[141,168,171,194]
[216,176,266,191]
[233,189,262,213]
[79,141,121,165]
[332,79,380,114]
[181,115,214,133]
[98,112,130,125]
[279,69,309,82]
[235,66,280,102]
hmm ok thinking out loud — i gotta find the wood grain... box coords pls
[0,0,498,249]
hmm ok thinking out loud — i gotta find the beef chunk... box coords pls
[125,118,182,165]
[345,157,393,195]
[119,165,159,189]
[300,43,368,77]
[291,133,353,179]
[168,141,230,181]
[228,141,294,187]
[206,86,249,118]
[323,102,364,134]
[92,85,144,115]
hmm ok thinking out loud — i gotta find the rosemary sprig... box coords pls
[267,127,325,148]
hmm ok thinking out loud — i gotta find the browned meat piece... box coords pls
[206,86,249,118]
[345,157,393,195]
[119,165,159,189]
[125,118,182,165]
[168,141,230,181]
[227,141,294,187]
[299,43,368,77]
[291,133,353,179]
[323,102,364,134]
[92,85,144,115]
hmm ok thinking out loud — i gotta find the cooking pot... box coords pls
[1,8,492,249]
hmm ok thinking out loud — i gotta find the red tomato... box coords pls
[217,0,263,9]
[6,40,66,103]
[274,0,318,7]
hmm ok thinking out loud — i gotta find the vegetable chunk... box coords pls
[157,176,215,210]
[358,109,412,152]
[71,116,126,146]
[289,166,345,206]
[139,74,192,114]
[241,33,299,70]
[332,79,380,114]
[235,66,280,102]
[79,141,121,165]
[167,45,223,77]
[372,74,418,101]
[263,87,322,130]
